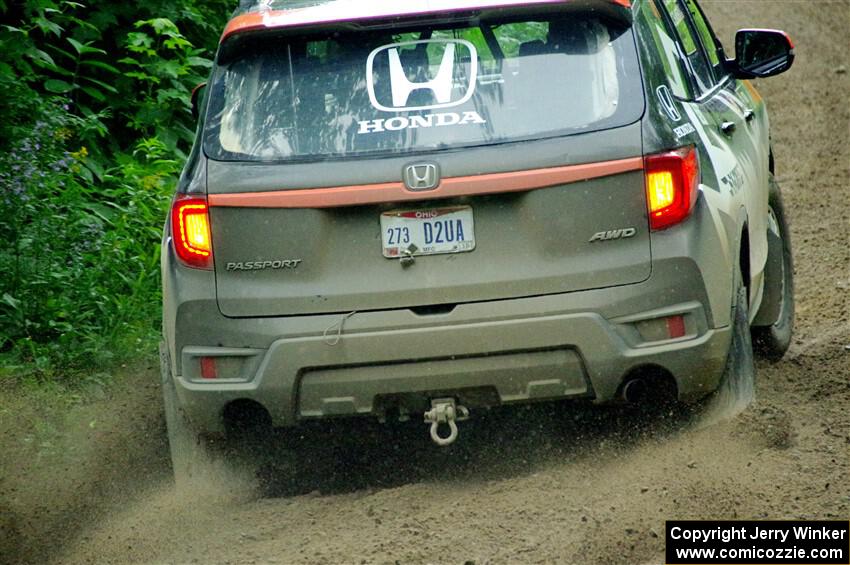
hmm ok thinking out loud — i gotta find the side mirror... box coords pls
[732,29,795,79]
[191,83,207,121]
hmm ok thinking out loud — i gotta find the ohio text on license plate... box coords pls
[381,206,476,258]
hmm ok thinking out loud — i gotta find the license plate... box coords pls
[381,206,476,258]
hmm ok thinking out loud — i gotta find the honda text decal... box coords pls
[359,39,487,135]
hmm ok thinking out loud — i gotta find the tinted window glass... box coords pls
[662,0,714,92]
[638,1,691,99]
[204,14,643,162]
[684,0,722,68]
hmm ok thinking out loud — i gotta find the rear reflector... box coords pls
[645,146,700,231]
[666,315,686,339]
[171,195,212,269]
[200,357,218,380]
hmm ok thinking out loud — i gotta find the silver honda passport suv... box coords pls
[160,0,795,477]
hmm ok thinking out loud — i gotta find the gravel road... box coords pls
[1,2,848,564]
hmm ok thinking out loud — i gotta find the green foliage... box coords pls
[0,0,232,380]
[120,18,213,155]
[0,94,175,374]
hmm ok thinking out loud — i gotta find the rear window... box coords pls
[204,12,644,162]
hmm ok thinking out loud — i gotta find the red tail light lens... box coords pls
[171,195,212,270]
[645,146,700,231]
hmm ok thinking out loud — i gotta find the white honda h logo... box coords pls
[367,39,478,113]
[404,163,440,191]
[656,85,682,122]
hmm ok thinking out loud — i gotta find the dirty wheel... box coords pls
[753,174,795,360]
[692,266,756,425]
[160,343,207,489]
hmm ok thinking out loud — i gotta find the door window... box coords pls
[683,0,723,70]
[660,0,715,94]
[636,0,691,99]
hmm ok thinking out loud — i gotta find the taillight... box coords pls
[171,195,212,269]
[645,146,700,231]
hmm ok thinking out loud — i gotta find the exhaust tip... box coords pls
[621,378,646,403]
[619,366,678,405]
[222,399,273,438]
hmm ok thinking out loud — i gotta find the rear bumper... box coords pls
[166,257,731,434]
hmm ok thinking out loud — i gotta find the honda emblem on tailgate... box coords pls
[403,163,440,191]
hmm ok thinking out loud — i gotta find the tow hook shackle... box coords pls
[423,398,469,447]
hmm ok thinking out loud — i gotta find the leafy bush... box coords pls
[0,93,177,374]
[120,18,213,155]
[0,0,231,379]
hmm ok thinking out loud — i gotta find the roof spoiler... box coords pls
[222,0,632,45]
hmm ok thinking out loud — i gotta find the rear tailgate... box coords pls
[209,128,650,318]
[204,6,649,317]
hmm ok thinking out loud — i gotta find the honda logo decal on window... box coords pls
[366,39,478,113]
[403,163,441,191]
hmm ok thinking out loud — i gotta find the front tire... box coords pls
[752,174,795,360]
